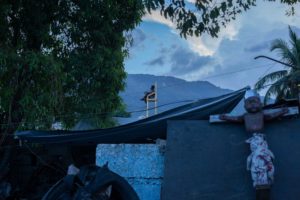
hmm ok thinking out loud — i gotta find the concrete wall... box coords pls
[96,143,165,200]
[162,119,300,200]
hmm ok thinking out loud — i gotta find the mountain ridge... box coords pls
[119,74,232,123]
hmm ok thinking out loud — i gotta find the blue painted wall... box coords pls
[96,143,165,200]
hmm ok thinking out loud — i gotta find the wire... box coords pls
[200,64,275,80]
[258,63,277,81]
[0,99,195,127]
[24,143,65,175]
[126,62,276,94]
[40,62,279,119]
[0,62,279,128]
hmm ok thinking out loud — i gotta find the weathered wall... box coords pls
[96,144,165,200]
[162,119,300,200]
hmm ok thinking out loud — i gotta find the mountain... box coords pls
[118,74,232,123]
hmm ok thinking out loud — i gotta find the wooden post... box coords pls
[155,82,157,115]
[146,100,149,117]
[256,187,270,200]
[297,83,300,114]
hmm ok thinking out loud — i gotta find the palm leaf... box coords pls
[270,39,297,67]
[276,82,291,101]
[288,26,300,68]
[291,47,300,69]
[289,26,298,49]
[293,39,300,68]
[264,76,289,104]
[255,70,288,91]
[257,26,300,104]
[289,70,300,82]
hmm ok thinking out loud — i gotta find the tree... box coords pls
[0,0,143,138]
[145,0,300,38]
[0,0,298,137]
[254,26,300,104]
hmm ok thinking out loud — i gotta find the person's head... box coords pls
[150,85,155,91]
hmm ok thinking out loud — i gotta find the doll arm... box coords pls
[264,107,289,121]
[219,114,244,123]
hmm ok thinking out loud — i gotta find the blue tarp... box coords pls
[15,87,248,145]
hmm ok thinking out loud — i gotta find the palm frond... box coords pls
[288,26,300,68]
[255,70,288,91]
[270,39,297,66]
[259,26,300,105]
[291,40,300,69]
[291,47,300,68]
[289,26,298,49]
[264,76,289,104]
[288,70,300,82]
[276,82,291,101]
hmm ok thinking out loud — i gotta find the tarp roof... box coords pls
[15,87,248,145]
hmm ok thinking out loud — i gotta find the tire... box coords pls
[41,178,72,200]
[42,165,139,200]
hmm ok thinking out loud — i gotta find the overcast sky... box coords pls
[125,1,300,92]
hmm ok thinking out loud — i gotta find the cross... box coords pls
[209,90,298,200]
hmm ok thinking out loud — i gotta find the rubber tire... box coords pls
[41,179,72,200]
[42,165,139,200]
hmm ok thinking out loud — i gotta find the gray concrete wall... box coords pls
[162,119,300,200]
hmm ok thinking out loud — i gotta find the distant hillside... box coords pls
[118,74,232,123]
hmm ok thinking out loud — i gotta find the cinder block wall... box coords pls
[96,144,165,200]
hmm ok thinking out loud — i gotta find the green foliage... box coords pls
[143,0,300,38]
[1,0,299,133]
[0,0,143,132]
[255,26,300,104]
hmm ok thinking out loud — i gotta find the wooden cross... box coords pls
[209,105,298,200]
[210,107,298,123]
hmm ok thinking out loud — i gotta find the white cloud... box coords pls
[139,2,300,90]
[178,63,218,81]
[142,1,300,57]
[188,22,240,56]
[143,11,175,29]
[185,36,214,56]
[185,0,196,3]
[143,10,240,57]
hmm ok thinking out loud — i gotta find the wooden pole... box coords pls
[146,100,149,117]
[155,82,157,115]
[297,83,300,114]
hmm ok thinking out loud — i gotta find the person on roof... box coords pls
[140,85,156,103]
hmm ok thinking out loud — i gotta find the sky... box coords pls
[124,1,300,92]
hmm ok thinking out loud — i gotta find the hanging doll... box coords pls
[219,90,288,199]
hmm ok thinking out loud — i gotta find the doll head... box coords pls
[244,90,262,113]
